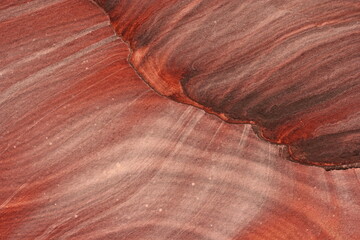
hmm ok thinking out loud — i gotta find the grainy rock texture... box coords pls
[0,0,359,239]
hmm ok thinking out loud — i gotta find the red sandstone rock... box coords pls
[0,0,359,239]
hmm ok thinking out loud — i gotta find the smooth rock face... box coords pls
[1,0,360,240]
[96,0,360,168]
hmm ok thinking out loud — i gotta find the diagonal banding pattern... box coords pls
[1,0,360,239]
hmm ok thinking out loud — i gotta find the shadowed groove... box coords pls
[95,0,360,169]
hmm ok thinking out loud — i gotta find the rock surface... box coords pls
[0,0,359,239]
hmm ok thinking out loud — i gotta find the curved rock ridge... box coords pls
[95,0,360,169]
